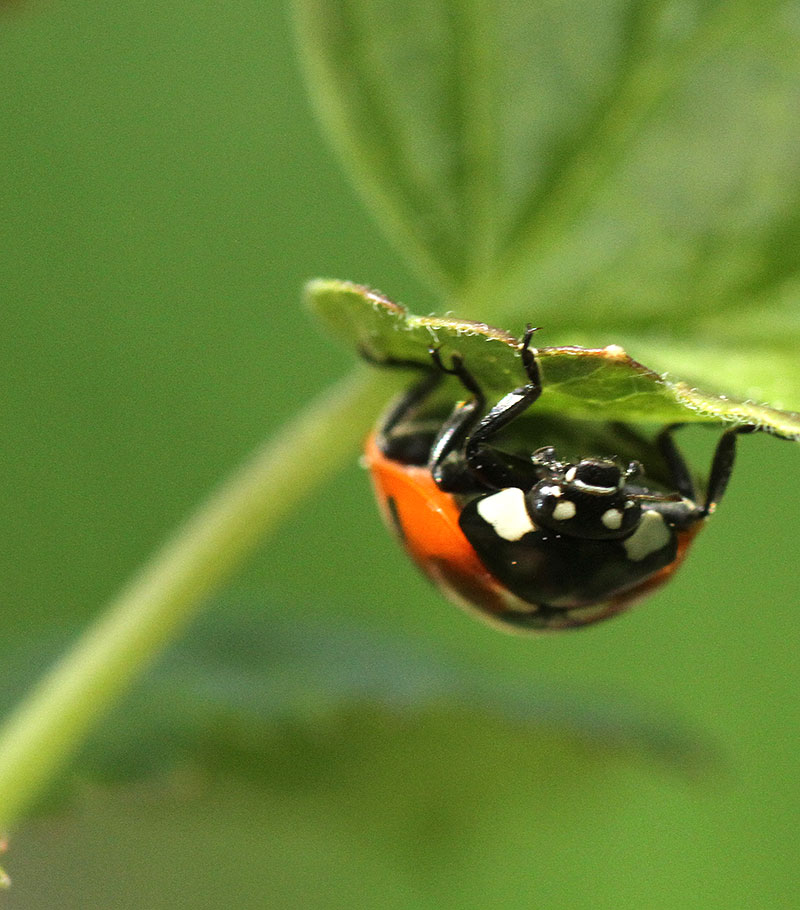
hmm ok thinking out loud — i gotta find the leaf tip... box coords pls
[303,278,408,314]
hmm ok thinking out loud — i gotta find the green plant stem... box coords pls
[0,366,390,832]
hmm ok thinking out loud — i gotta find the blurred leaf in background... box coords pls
[1,606,712,791]
[2,0,800,908]
[297,0,800,405]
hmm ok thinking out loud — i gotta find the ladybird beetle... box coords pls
[363,327,755,632]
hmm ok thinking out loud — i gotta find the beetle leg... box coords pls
[427,350,487,490]
[466,445,546,491]
[656,424,697,502]
[463,327,543,467]
[519,324,542,385]
[700,424,757,517]
[360,347,445,463]
[428,329,545,491]
[369,352,438,440]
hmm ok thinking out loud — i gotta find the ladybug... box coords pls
[363,327,755,631]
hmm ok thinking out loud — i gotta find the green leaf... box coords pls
[293,1,800,326]
[3,711,714,907]
[306,279,800,438]
[0,604,713,799]
[293,0,502,297]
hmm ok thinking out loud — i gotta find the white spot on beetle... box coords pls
[539,484,562,498]
[623,511,671,561]
[552,500,577,521]
[477,488,537,541]
[565,467,577,482]
[601,508,623,529]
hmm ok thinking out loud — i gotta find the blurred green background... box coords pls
[2,1,800,907]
